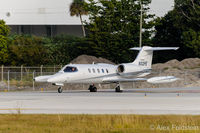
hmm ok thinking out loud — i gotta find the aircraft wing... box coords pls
[102,76,179,84]
[102,77,147,83]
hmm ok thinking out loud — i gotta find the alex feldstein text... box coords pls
[150,124,199,131]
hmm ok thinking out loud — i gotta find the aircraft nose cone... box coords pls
[47,76,65,83]
[47,78,57,83]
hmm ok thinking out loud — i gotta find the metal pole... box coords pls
[8,70,10,91]
[1,65,3,81]
[139,0,143,48]
[21,65,23,81]
[40,65,43,76]
[51,25,53,38]
[33,71,35,91]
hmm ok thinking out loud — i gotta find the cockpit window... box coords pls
[64,66,78,72]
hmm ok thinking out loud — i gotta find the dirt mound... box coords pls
[151,58,200,88]
[70,55,115,65]
[180,58,200,69]
[152,58,200,70]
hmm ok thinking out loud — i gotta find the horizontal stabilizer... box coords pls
[130,47,179,51]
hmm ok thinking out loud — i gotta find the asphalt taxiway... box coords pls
[0,88,200,114]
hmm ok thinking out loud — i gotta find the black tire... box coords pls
[58,87,63,93]
[89,86,97,92]
[115,86,123,92]
[89,85,93,92]
[93,87,97,92]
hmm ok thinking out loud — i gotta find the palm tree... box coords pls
[70,0,88,37]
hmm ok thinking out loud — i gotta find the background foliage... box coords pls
[153,0,200,62]
[6,35,87,66]
[0,0,200,66]
[85,0,154,63]
[0,20,9,64]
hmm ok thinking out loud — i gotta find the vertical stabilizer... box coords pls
[131,46,153,69]
[130,46,179,69]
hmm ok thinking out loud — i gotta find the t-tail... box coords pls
[130,46,179,69]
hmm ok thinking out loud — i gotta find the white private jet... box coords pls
[34,46,179,93]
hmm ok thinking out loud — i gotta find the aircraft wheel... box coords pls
[93,87,97,92]
[58,87,63,93]
[115,86,123,92]
[89,85,97,92]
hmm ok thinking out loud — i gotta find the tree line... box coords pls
[0,0,200,66]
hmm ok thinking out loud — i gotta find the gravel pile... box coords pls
[150,58,200,88]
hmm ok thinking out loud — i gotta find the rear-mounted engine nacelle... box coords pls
[117,64,125,74]
[117,64,136,75]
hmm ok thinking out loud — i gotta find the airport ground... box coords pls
[0,88,200,114]
[0,87,200,115]
[0,88,200,132]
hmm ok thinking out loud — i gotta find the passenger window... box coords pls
[106,69,109,73]
[102,69,104,73]
[92,68,95,73]
[97,69,100,73]
[88,68,91,73]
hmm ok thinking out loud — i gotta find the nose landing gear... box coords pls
[58,86,63,93]
[88,84,97,92]
[115,84,123,92]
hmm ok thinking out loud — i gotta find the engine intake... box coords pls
[117,65,125,73]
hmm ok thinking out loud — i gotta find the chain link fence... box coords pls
[0,66,62,91]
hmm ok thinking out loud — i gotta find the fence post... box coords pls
[40,65,43,75]
[184,71,187,85]
[21,65,23,81]
[7,70,10,91]
[1,65,3,82]
[33,71,35,91]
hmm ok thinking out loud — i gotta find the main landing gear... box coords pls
[88,84,97,92]
[115,84,123,92]
[88,84,123,93]
[58,86,63,93]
